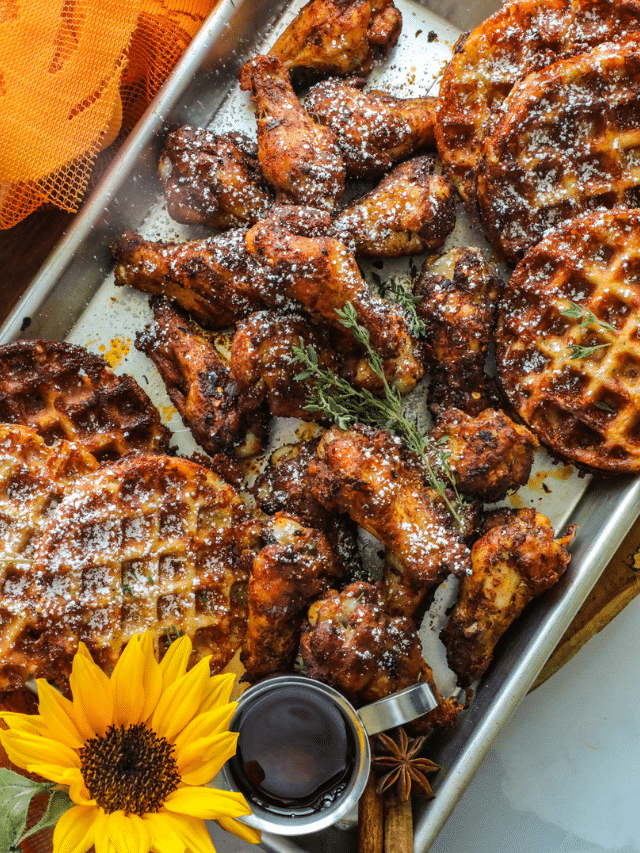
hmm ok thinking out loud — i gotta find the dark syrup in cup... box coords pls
[229,684,356,816]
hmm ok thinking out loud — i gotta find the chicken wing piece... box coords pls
[333,156,456,256]
[230,309,341,421]
[238,55,345,211]
[112,229,266,330]
[310,425,471,608]
[429,408,538,504]
[269,0,401,78]
[299,581,431,705]
[158,127,273,228]
[242,512,345,683]
[245,210,424,394]
[135,298,267,463]
[306,78,435,178]
[414,247,503,416]
[253,440,363,581]
[443,508,575,687]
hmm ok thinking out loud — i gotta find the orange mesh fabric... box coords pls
[0,0,219,230]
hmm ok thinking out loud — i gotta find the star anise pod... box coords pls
[371,727,439,801]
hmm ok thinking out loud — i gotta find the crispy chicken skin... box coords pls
[253,441,363,581]
[430,408,538,504]
[238,55,345,210]
[242,512,345,683]
[310,425,471,609]
[414,247,503,416]
[443,508,575,687]
[135,298,266,461]
[230,309,340,421]
[111,230,266,330]
[245,209,424,394]
[269,0,402,78]
[334,156,456,256]
[306,78,436,178]
[299,581,431,704]
[158,127,273,228]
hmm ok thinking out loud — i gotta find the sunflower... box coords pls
[0,632,261,853]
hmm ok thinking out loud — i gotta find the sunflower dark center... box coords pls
[80,723,180,815]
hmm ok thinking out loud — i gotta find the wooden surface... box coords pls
[1,209,639,688]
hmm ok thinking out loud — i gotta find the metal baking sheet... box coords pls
[3,0,640,851]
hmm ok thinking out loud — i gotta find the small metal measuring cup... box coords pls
[221,674,438,836]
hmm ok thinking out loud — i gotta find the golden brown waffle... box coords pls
[478,38,640,265]
[23,453,262,689]
[0,340,172,462]
[0,424,99,692]
[435,0,640,209]
[495,208,640,472]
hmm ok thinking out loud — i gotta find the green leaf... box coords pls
[0,769,52,853]
[19,789,73,846]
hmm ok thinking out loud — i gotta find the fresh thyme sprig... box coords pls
[293,302,465,528]
[561,301,614,360]
[567,343,610,360]
[376,277,427,339]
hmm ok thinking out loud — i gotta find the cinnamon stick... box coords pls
[384,792,413,853]
[358,765,384,853]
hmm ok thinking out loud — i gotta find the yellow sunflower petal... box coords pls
[142,813,186,853]
[67,769,96,806]
[0,728,80,778]
[138,632,163,722]
[52,804,102,853]
[69,650,113,738]
[173,704,236,752]
[102,811,152,853]
[151,657,212,743]
[176,732,238,786]
[111,637,147,728]
[153,812,215,853]
[0,712,48,738]
[36,679,86,749]
[193,672,235,716]
[163,785,251,820]
[216,815,261,845]
[158,635,192,690]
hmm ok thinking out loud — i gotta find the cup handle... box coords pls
[357,681,439,736]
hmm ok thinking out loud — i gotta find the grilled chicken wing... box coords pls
[299,581,431,704]
[230,309,340,421]
[112,230,266,330]
[334,156,455,256]
[238,55,345,210]
[135,298,266,463]
[158,127,273,228]
[269,0,402,78]
[310,425,471,618]
[306,77,435,177]
[245,209,423,394]
[414,247,503,416]
[430,408,538,504]
[242,512,345,683]
[443,508,575,687]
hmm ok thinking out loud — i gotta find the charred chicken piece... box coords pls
[310,425,471,616]
[253,441,363,581]
[443,508,575,687]
[242,512,345,683]
[112,230,266,331]
[306,78,435,178]
[230,309,341,421]
[414,247,503,416]
[334,156,456,257]
[245,209,424,394]
[299,581,432,705]
[430,408,538,504]
[269,0,402,79]
[238,55,345,211]
[158,127,273,228]
[135,298,266,463]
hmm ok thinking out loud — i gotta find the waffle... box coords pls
[478,38,640,265]
[0,340,172,462]
[495,208,640,472]
[0,424,99,692]
[2,453,262,690]
[435,0,640,209]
